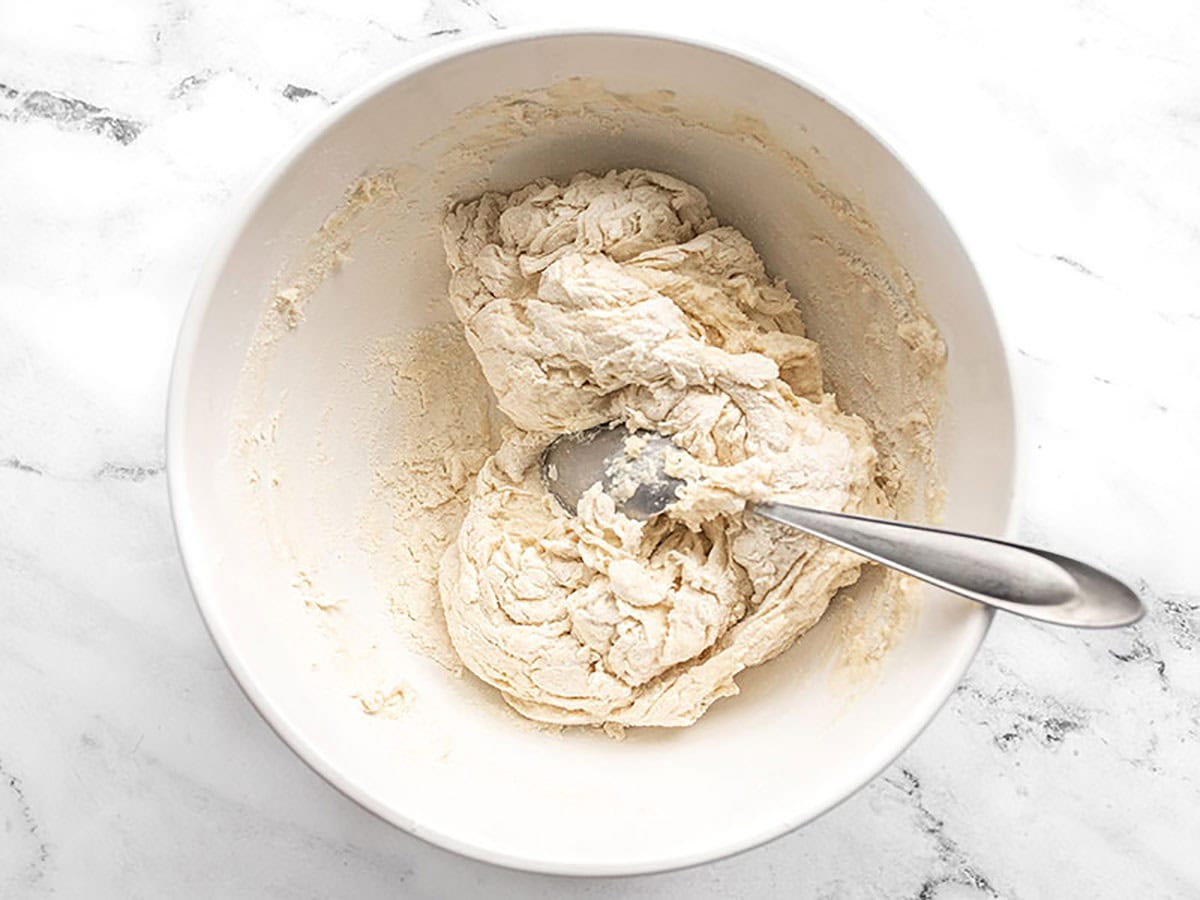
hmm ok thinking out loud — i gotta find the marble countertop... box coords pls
[2,0,1197,896]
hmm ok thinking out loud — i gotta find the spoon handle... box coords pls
[752,502,1142,628]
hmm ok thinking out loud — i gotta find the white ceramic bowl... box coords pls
[168,30,1016,875]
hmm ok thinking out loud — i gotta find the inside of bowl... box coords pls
[173,33,1014,873]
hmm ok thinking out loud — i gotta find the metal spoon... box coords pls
[541,424,1143,628]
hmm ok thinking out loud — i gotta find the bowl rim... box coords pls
[166,25,1021,877]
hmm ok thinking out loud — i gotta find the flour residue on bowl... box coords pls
[356,322,500,671]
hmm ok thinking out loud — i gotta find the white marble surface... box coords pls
[2,0,1198,896]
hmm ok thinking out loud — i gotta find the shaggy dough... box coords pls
[439,169,889,727]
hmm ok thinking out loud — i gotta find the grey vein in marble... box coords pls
[0,759,50,889]
[885,768,999,900]
[0,83,143,144]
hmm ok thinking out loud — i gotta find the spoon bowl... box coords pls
[542,424,684,520]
